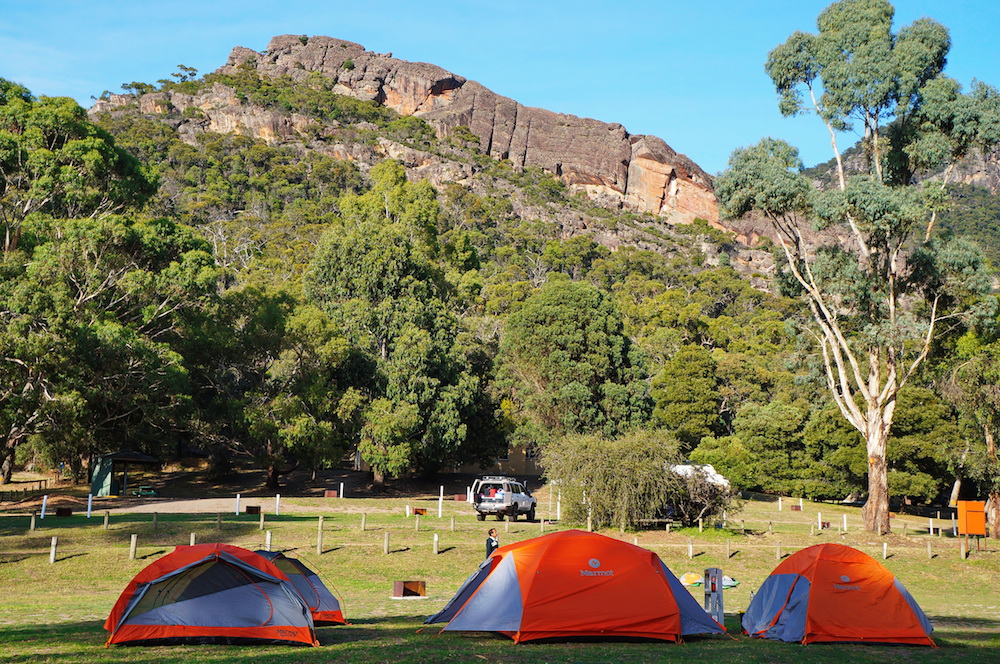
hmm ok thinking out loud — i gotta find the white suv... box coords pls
[471,476,536,521]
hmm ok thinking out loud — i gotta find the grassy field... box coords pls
[1,485,998,663]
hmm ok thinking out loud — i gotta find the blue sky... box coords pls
[4,1,1000,174]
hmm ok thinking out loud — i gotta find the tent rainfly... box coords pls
[255,550,346,625]
[742,542,934,646]
[105,543,318,646]
[426,529,725,643]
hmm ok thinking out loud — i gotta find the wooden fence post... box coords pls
[317,516,324,555]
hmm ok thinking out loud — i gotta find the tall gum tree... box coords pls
[716,0,997,533]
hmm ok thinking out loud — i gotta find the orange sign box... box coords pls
[957,500,986,536]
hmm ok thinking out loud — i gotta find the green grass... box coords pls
[1,492,998,663]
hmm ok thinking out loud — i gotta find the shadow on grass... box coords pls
[3,615,1000,664]
[930,616,1000,647]
[138,549,166,560]
[0,554,28,564]
[55,552,88,562]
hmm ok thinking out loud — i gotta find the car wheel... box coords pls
[509,505,518,521]
[476,512,485,521]
[496,513,505,521]
[527,507,536,522]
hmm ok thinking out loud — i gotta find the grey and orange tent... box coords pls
[742,543,934,646]
[255,550,346,625]
[104,543,318,646]
[425,529,725,643]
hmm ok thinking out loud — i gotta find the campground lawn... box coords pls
[1,485,998,663]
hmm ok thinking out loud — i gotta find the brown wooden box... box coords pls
[324,490,338,498]
[245,505,261,515]
[393,580,426,597]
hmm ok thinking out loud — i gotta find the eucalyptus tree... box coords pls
[943,337,1000,538]
[0,215,221,482]
[305,161,501,484]
[0,80,154,253]
[716,0,997,533]
[498,279,652,449]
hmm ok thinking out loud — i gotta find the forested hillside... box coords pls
[3,9,999,536]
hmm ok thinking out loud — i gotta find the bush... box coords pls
[541,430,738,530]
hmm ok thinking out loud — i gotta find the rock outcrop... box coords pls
[224,35,718,224]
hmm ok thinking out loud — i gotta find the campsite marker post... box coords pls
[883,542,888,560]
[415,515,421,531]
[340,482,345,499]
[49,536,57,564]
[960,538,967,560]
[259,511,265,530]
[87,494,93,518]
[216,513,222,530]
[928,517,934,535]
[927,541,932,559]
[274,494,280,516]
[557,491,561,521]
[688,538,694,559]
[843,514,847,532]
[433,533,439,555]
[817,512,822,530]
[799,498,803,510]
[40,495,48,519]
[505,518,510,534]
[778,496,782,510]
[190,532,196,546]
[104,511,110,530]
[383,531,390,555]
[704,568,724,625]
[405,504,411,517]
[235,494,240,515]
[130,534,138,560]
[361,513,367,531]
[776,542,782,560]
[29,512,36,532]
[265,530,272,551]
[438,485,444,518]
[153,513,158,531]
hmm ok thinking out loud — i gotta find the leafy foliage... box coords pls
[543,430,737,530]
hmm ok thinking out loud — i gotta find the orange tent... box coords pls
[105,543,318,646]
[742,543,934,646]
[426,529,724,643]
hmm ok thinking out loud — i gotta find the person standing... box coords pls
[485,528,499,557]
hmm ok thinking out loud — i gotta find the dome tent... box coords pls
[105,543,318,646]
[742,542,934,646]
[426,529,724,643]
[255,550,346,625]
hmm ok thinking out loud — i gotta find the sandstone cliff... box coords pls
[93,35,717,226]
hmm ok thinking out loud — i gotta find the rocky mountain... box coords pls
[92,34,718,227]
